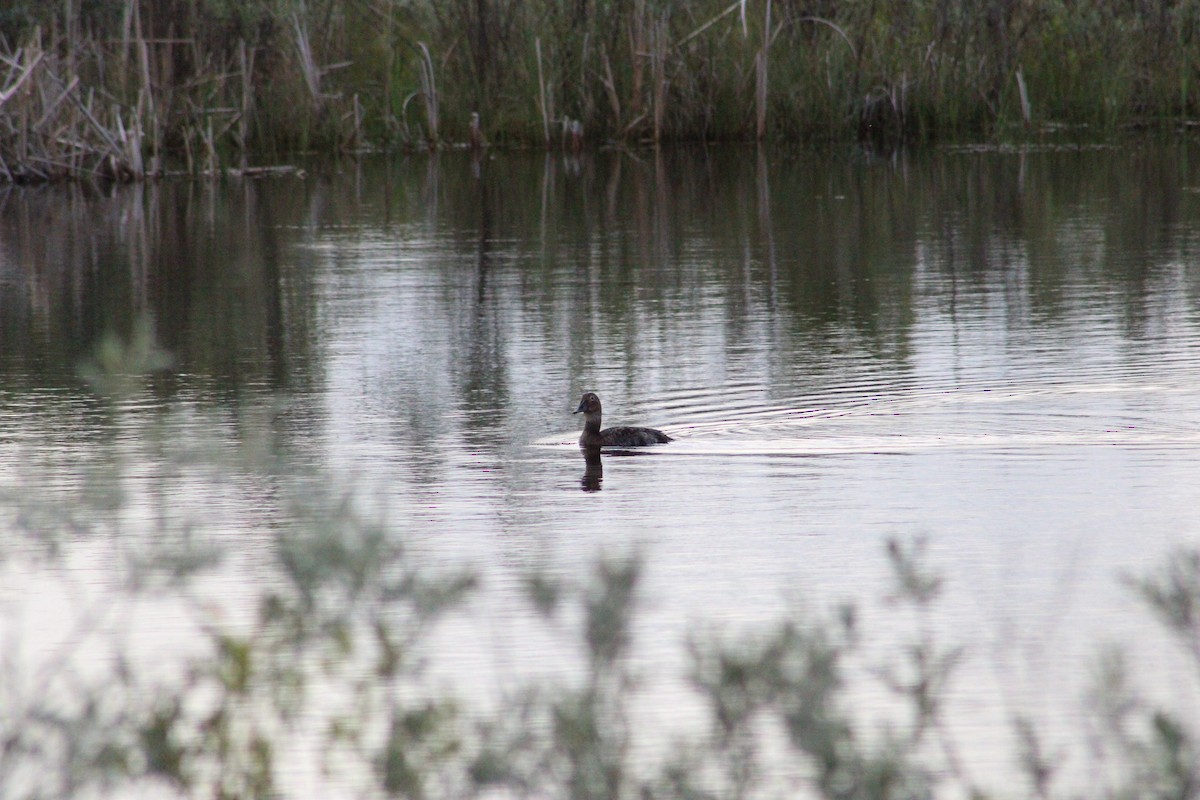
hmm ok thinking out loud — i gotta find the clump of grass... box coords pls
[4,0,1200,181]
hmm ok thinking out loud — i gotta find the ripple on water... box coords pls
[550,365,1200,459]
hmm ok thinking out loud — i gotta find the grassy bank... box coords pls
[1,0,1200,180]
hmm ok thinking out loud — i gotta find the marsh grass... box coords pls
[2,1,1200,181]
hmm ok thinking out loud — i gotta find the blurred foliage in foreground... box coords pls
[1,325,1200,799]
[4,492,1200,799]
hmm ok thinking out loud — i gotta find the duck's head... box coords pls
[574,392,601,415]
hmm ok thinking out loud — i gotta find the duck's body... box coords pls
[574,392,672,448]
[586,425,673,447]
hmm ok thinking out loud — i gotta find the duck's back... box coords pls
[599,426,673,447]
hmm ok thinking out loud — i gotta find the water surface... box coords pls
[3,143,1200,793]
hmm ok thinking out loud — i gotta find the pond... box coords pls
[2,142,1200,797]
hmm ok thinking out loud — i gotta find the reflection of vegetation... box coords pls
[0,180,314,395]
[4,340,1200,800]
[0,146,1193,407]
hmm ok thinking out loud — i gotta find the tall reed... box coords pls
[1,0,1200,181]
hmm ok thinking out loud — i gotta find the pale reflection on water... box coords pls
[2,144,1200,792]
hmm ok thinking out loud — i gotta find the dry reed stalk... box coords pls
[117,105,144,178]
[0,50,44,110]
[134,4,157,176]
[138,51,158,174]
[63,0,77,75]
[118,0,134,91]
[568,118,583,153]
[292,12,324,113]
[600,47,621,129]
[678,1,742,49]
[651,19,667,143]
[629,0,646,121]
[70,87,123,160]
[796,16,855,58]
[183,124,194,173]
[351,93,363,150]
[469,110,484,150]
[578,31,591,123]
[536,38,551,147]
[755,0,772,140]
[36,78,78,132]
[416,41,439,145]
[238,39,254,157]
[383,5,395,140]
[204,116,217,174]
[1016,68,1031,125]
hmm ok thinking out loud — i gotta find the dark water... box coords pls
[3,143,1200,792]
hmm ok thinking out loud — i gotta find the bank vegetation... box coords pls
[1,0,1200,181]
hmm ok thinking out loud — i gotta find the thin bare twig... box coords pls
[0,50,44,110]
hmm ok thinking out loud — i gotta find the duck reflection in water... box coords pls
[574,392,672,492]
[581,445,603,491]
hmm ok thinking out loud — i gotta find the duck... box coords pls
[574,392,672,448]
